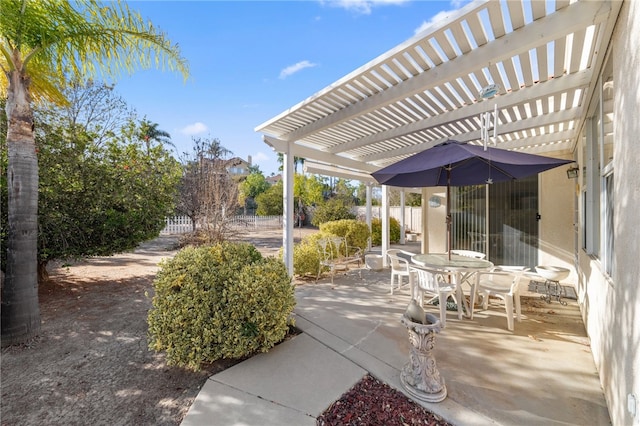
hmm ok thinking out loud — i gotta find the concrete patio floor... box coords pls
[294,251,609,425]
[182,237,609,425]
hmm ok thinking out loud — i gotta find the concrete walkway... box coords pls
[181,261,609,425]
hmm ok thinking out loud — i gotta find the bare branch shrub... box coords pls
[176,137,239,245]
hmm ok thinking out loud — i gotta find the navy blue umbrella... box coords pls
[371,140,572,256]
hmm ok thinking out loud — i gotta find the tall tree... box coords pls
[137,118,174,154]
[0,0,189,346]
[54,79,133,146]
[276,152,305,173]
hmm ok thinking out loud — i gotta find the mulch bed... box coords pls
[317,374,454,426]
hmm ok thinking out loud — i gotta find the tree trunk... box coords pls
[38,261,50,284]
[1,66,41,346]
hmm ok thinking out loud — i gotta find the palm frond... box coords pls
[0,0,189,103]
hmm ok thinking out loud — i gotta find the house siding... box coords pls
[578,1,640,425]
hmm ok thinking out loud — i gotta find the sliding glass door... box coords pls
[452,175,539,269]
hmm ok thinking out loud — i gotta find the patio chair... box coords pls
[317,236,363,284]
[468,231,486,253]
[410,266,456,328]
[470,266,528,331]
[386,249,413,295]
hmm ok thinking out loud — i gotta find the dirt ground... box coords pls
[0,228,315,426]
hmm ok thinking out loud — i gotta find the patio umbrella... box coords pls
[371,140,572,257]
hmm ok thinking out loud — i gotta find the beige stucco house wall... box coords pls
[538,159,578,284]
[576,2,640,425]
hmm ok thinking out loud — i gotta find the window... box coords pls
[585,115,600,256]
[583,52,614,278]
[604,173,614,275]
[601,55,614,276]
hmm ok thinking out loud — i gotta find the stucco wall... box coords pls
[538,156,578,284]
[578,1,640,425]
[423,187,447,253]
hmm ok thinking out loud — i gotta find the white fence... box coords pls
[228,215,283,230]
[162,216,194,235]
[162,208,422,235]
[161,215,283,235]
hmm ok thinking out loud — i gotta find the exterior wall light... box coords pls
[428,196,442,208]
[567,165,580,179]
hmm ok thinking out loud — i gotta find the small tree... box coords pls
[175,137,238,243]
[294,174,324,226]
[256,181,283,216]
[238,169,269,214]
[311,198,356,226]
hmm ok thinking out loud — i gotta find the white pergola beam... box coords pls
[276,0,611,144]
[264,136,378,173]
[341,70,591,157]
[303,162,377,183]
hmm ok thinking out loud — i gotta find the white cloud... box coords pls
[414,1,472,35]
[279,60,318,79]
[251,152,270,164]
[180,122,208,136]
[320,0,409,15]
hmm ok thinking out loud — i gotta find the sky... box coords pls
[114,0,471,176]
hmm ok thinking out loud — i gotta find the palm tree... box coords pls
[276,152,305,173]
[139,118,175,154]
[0,0,189,346]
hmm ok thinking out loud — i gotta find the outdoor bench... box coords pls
[316,236,363,284]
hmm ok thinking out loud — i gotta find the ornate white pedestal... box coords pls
[400,313,447,402]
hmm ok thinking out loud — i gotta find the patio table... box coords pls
[411,253,494,320]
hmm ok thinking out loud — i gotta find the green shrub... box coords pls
[291,232,329,278]
[286,220,371,279]
[319,219,370,252]
[370,217,401,246]
[311,198,356,226]
[147,242,296,371]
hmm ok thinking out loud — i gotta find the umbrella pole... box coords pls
[447,168,452,260]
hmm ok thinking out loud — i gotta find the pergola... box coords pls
[255,0,622,275]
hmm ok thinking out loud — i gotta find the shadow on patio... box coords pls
[294,247,609,426]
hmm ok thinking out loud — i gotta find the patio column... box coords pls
[366,183,372,251]
[400,190,406,244]
[421,188,429,254]
[382,185,390,267]
[282,143,295,276]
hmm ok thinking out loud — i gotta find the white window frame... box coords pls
[583,49,614,279]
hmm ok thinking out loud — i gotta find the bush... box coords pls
[311,198,356,226]
[287,219,370,279]
[319,219,370,252]
[370,217,401,246]
[147,242,296,371]
[291,232,330,278]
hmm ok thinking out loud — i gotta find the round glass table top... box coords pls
[411,253,494,270]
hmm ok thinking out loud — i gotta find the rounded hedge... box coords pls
[370,217,401,246]
[147,242,296,371]
[289,220,371,279]
[319,219,370,252]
